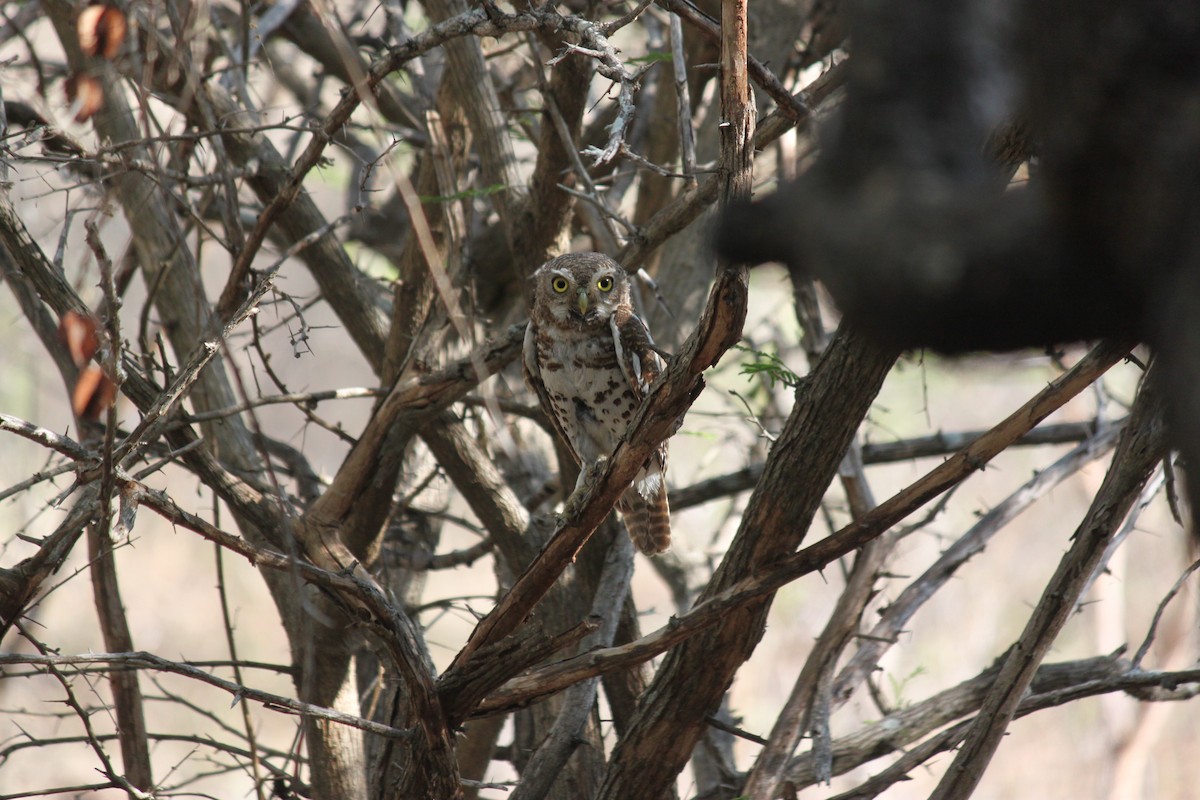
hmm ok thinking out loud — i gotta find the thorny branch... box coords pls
[470,341,1133,716]
[2,0,1196,795]
[0,651,412,740]
[218,6,648,315]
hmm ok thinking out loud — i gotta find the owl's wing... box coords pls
[610,308,665,406]
[612,308,672,555]
[523,320,582,464]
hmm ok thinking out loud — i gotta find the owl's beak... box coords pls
[576,290,589,317]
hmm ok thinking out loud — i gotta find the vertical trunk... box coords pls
[597,325,899,799]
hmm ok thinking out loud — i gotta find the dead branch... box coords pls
[0,650,411,740]
[930,366,1168,800]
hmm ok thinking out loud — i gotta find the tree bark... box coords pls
[597,325,899,799]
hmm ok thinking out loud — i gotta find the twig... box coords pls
[669,12,698,184]
[545,33,641,166]
[929,367,1167,800]
[112,268,279,467]
[0,460,78,504]
[706,714,768,745]
[383,538,495,570]
[602,0,656,35]
[182,386,388,423]
[596,143,704,179]
[831,421,1125,707]
[554,182,630,246]
[0,650,412,740]
[472,341,1133,717]
[1132,557,1200,668]
[0,414,94,461]
[12,624,153,799]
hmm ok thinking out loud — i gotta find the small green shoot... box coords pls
[736,344,802,390]
[886,665,927,708]
[419,184,509,203]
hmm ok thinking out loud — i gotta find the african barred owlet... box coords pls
[523,252,671,555]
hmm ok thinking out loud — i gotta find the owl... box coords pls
[523,252,671,555]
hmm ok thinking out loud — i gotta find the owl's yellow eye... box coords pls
[551,276,570,293]
[597,276,614,292]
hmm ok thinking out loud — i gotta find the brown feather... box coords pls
[525,253,673,554]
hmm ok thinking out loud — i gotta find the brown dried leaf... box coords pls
[72,365,117,420]
[60,312,116,420]
[77,4,127,60]
[64,73,105,123]
[60,310,99,366]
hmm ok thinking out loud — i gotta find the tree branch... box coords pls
[472,340,1131,720]
[0,651,411,740]
[930,366,1168,800]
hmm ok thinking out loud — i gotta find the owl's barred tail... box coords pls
[619,481,671,556]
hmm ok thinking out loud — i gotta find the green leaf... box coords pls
[735,344,802,389]
[419,184,509,203]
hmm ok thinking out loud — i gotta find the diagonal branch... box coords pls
[669,417,1125,510]
[305,324,524,527]
[471,339,1134,719]
[218,7,649,315]
[0,651,411,740]
[929,366,1168,800]
[830,420,1126,707]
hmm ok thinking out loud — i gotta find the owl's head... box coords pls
[532,253,630,328]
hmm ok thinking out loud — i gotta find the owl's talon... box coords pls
[561,497,580,518]
[586,455,609,482]
[572,455,609,491]
[565,456,609,517]
[562,492,584,519]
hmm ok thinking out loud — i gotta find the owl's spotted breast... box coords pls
[535,325,637,464]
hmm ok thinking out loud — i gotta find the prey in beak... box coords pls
[567,289,593,323]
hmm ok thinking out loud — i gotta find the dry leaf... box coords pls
[60,310,99,366]
[65,73,105,123]
[60,311,117,420]
[77,4,127,60]
[71,365,111,419]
